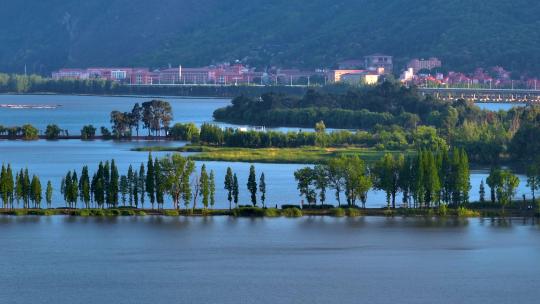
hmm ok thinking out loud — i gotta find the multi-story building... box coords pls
[407,58,442,72]
[340,71,380,85]
[53,67,153,84]
[327,69,365,83]
[52,69,90,80]
[364,54,393,73]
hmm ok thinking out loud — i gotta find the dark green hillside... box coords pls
[1,0,540,74]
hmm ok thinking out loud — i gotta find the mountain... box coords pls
[2,0,540,75]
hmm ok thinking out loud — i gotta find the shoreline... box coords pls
[0,207,536,218]
[0,92,230,100]
[0,91,532,105]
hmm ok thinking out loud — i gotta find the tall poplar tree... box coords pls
[154,158,164,209]
[224,167,234,210]
[479,180,486,203]
[138,163,146,208]
[146,154,155,208]
[259,172,266,208]
[133,171,139,208]
[127,165,134,206]
[199,165,209,210]
[120,175,128,206]
[247,165,257,206]
[109,160,119,207]
[79,166,91,208]
[30,175,42,208]
[232,174,239,208]
[209,170,216,209]
[45,181,53,208]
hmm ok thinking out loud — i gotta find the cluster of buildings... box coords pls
[327,54,393,85]
[52,64,328,86]
[51,54,396,87]
[400,58,540,89]
[52,64,263,85]
[51,54,539,89]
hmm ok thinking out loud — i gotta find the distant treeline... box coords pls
[213,82,540,165]
[168,122,447,152]
[213,82,476,129]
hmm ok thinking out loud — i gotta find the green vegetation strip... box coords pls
[0,206,527,218]
[134,145,412,164]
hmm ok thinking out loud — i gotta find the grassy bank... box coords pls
[133,145,411,164]
[0,206,535,218]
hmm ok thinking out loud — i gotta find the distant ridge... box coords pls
[1,0,539,75]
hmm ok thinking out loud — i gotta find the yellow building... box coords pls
[339,72,380,86]
[327,69,364,83]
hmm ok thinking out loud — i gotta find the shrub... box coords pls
[330,208,345,217]
[438,205,448,217]
[282,207,302,217]
[27,209,57,216]
[162,210,179,216]
[136,210,147,216]
[346,208,362,217]
[396,208,423,217]
[282,204,302,210]
[90,209,105,216]
[120,209,137,216]
[106,209,121,216]
[264,208,280,217]
[302,204,334,210]
[72,209,91,216]
[457,207,480,217]
[383,209,395,217]
[233,207,265,217]
[10,210,28,216]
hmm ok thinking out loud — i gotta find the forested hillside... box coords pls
[2,0,540,75]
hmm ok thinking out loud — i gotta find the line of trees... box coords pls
[0,152,535,213]
[0,124,39,140]
[169,122,448,151]
[52,154,266,211]
[109,100,173,138]
[0,164,52,209]
[294,148,473,209]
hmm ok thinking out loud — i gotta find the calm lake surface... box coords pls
[0,216,538,304]
[0,95,538,303]
[0,95,533,208]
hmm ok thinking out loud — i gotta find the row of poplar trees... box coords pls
[60,154,229,210]
[0,164,53,209]
[60,155,269,210]
[294,148,471,209]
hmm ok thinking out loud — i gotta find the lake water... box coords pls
[0,216,538,304]
[0,95,538,303]
[0,95,533,208]
[0,94,300,133]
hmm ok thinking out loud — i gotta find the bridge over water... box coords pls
[418,87,540,103]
